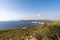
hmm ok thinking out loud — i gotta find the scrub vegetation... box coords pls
[0,21,60,40]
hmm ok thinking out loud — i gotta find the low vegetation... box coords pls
[0,21,60,40]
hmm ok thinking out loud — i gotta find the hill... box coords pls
[0,21,60,40]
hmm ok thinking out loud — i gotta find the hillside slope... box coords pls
[0,21,60,40]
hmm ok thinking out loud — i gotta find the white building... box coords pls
[32,21,45,25]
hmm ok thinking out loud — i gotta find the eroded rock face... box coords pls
[24,35,37,40]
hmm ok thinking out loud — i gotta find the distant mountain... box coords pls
[23,20,52,22]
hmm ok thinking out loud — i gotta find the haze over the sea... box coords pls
[0,0,60,21]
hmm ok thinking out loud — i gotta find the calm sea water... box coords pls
[0,21,40,30]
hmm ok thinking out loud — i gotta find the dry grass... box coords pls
[0,21,60,40]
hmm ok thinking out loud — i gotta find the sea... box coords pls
[0,20,40,30]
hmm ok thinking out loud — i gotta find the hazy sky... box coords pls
[0,0,60,21]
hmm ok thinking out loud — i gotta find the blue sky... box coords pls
[0,0,60,21]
